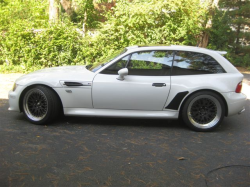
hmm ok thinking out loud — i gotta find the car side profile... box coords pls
[8,45,246,131]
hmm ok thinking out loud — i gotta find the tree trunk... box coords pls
[235,23,241,54]
[197,0,220,48]
[83,10,87,35]
[49,0,60,23]
[60,0,73,16]
[212,0,219,7]
[198,32,209,48]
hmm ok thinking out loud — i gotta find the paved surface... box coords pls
[243,73,250,85]
[0,99,249,187]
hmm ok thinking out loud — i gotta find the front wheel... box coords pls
[182,91,225,131]
[22,85,60,125]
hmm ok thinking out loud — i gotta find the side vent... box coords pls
[165,91,189,110]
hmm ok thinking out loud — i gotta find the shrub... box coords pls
[0,0,210,73]
[0,23,89,73]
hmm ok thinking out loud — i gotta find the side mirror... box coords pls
[117,68,128,81]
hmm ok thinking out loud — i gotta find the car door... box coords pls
[92,50,174,111]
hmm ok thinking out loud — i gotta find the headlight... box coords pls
[12,83,18,91]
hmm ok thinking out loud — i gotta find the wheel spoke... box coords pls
[190,98,217,124]
[25,89,48,119]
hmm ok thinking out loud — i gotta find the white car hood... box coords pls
[16,66,95,87]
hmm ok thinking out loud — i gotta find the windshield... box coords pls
[89,48,127,72]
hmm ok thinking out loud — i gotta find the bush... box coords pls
[99,0,207,47]
[86,0,209,68]
[0,23,90,73]
[0,0,210,73]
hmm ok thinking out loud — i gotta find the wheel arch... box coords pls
[179,89,228,117]
[19,84,63,113]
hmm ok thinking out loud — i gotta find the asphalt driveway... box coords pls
[0,99,249,187]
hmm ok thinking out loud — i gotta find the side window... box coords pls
[172,51,226,75]
[127,51,173,76]
[100,55,129,75]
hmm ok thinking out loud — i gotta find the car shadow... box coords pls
[1,97,187,130]
[59,115,186,129]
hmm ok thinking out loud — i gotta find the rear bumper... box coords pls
[221,92,247,116]
[238,108,245,114]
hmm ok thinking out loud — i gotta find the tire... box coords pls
[181,91,225,132]
[22,85,60,125]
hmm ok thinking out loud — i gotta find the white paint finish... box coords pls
[54,87,93,108]
[92,74,170,110]
[64,108,179,119]
[221,92,247,116]
[8,45,247,120]
[8,85,26,112]
[164,73,244,110]
[15,66,95,87]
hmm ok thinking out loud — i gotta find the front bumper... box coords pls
[221,92,247,116]
[8,85,25,112]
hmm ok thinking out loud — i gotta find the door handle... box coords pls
[152,83,166,87]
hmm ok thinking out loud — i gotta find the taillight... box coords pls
[235,81,242,93]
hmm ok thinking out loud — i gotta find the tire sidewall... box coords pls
[182,91,225,131]
[22,86,56,125]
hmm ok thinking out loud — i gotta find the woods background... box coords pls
[0,0,249,73]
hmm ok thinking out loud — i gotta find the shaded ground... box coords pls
[0,99,249,187]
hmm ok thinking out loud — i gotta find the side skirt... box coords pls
[64,108,179,119]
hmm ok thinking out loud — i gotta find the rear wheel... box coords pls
[22,85,60,125]
[182,91,225,131]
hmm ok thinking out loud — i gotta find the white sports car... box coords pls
[8,45,246,131]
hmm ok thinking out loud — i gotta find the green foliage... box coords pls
[208,0,250,67]
[99,0,207,47]
[1,0,249,73]
[208,9,233,50]
[219,0,250,54]
[0,0,50,72]
[70,0,99,29]
[0,23,88,73]
[85,0,209,69]
[228,53,250,68]
[0,0,49,31]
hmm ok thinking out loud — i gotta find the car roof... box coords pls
[125,45,227,55]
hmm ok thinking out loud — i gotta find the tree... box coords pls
[49,0,60,22]
[219,0,250,54]
[208,8,233,50]
[197,0,220,48]
[60,0,74,16]
[98,0,208,48]
[53,0,111,34]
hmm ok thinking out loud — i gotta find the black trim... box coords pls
[125,54,132,67]
[152,83,166,87]
[64,82,84,86]
[165,91,189,110]
[170,51,176,76]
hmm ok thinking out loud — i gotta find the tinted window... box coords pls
[100,55,129,75]
[172,51,225,75]
[127,51,173,76]
[91,48,127,72]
